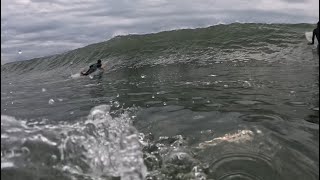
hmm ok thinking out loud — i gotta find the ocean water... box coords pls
[1,23,319,180]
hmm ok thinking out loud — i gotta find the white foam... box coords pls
[198,129,255,149]
[1,162,15,169]
[70,73,81,79]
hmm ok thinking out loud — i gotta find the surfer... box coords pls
[81,59,104,76]
[308,21,319,49]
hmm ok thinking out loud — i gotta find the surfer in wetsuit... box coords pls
[308,21,319,53]
[81,59,103,76]
[309,21,319,44]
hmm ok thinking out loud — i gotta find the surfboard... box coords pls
[305,32,318,48]
[87,69,104,79]
[71,69,103,79]
[91,69,103,76]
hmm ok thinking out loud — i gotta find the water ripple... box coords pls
[240,114,284,123]
[210,153,278,180]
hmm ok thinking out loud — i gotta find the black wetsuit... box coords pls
[312,27,319,54]
[81,62,102,76]
[312,27,319,44]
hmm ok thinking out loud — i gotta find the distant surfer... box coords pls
[81,59,104,76]
[308,21,319,53]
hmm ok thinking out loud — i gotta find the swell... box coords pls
[0,23,314,77]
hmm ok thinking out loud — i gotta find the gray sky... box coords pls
[1,0,319,64]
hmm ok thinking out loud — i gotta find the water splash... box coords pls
[1,105,147,180]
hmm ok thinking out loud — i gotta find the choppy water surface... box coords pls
[1,23,319,180]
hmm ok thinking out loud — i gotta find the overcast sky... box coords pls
[1,0,319,64]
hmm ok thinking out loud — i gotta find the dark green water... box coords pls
[1,23,319,180]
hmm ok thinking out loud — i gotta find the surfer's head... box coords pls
[97,59,102,64]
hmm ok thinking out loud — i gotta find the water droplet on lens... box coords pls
[48,99,55,105]
[21,147,30,154]
[243,81,251,87]
[114,101,120,108]
[51,155,57,162]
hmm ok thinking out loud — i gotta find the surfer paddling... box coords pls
[81,59,105,76]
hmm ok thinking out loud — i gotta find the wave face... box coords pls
[1,23,315,79]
